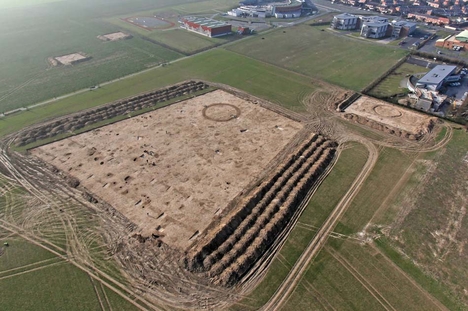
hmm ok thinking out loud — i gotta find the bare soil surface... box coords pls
[32,90,303,251]
[98,32,132,41]
[345,96,433,134]
[53,52,90,66]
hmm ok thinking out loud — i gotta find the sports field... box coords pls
[227,24,407,91]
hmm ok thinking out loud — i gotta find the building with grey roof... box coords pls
[360,16,389,39]
[391,20,417,38]
[415,65,457,91]
[331,13,358,30]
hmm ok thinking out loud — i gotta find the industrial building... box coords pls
[436,30,468,51]
[181,17,232,38]
[415,65,457,91]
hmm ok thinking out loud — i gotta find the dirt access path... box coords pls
[260,138,379,311]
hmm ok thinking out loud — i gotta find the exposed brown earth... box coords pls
[344,96,436,140]
[97,32,132,42]
[31,90,304,251]
[14,81,208,147]
[185,133,336,286]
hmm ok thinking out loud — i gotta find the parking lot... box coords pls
[418,34,468,61]
[396,28,435,50]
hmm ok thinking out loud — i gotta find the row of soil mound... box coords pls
[343,113,435,141]
[184,133,337,286]
[14,81,208,147]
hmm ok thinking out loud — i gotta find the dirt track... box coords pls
[260,138,379,311]
[0,80,455,310]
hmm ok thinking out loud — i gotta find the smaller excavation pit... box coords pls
[51,52,90,66]
[124,16,175,30]
[344,96,435,139]
[98,32,132,42]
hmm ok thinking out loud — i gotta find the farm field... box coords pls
[387,129,468,307]
[143,29,235,54]
[226,24,407,91]
[336,147,416,234]
[0,0,235,112]
[368,62,428,99]
[0,158,145,309]
[0,236,139,311]
[106,0,240,55]
[0,0,64,8]
[282,239,447,311]
[0,49,317,138]
[229,141,369,310]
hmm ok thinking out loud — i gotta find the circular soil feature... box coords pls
[202,103,241,122]
[373,105,402,118]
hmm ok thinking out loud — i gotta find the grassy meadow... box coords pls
[0,0,239,112]
[226,24,407,91]
[0,49,318,137]
[230,141,369,310]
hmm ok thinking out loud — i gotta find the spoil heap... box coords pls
[15,81,208,147]
[185,133,336,286]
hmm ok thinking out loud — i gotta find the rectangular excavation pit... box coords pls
[344,96,435,139]
[31,90,303,251]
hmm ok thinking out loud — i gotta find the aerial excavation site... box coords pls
[1,0,468,310]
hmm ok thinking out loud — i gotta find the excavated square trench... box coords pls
[345,96,434,135]
[32,90,303,251]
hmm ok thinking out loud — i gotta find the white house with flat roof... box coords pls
[415,65,457,91]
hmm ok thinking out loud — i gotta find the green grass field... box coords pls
[0,0,240,112]
[0,1,191,112]
[226,24,407,91]
[0,49,316,138]
[368,62,428,99]
[0,0,63,8]
[336,147,416,234]
[146,29,235,54]
[387,129,468,307]
[105,0,240,55]
[230,141,369,310]
[0,174,141,310]
[283,239,451,311]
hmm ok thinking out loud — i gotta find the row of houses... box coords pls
[332,0,468,24]
[331,13,416,38]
